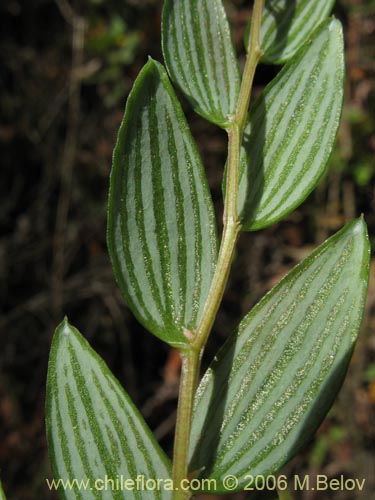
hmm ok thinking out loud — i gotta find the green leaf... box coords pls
[189,218,370,492]
[245,0,335,64]
[162,0,240,128]
[239,19,344,231]
[0,481,7,500]
[46,319,172,500]
[107,59,218,347]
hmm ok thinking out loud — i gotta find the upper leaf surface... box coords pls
[189,218,370,492]
[46,320,172,500]
[245,0,335,64]
[239,19,344,231]
[108,59,218,347]
[162,0,240,128]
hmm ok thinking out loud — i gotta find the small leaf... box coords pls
[46,319,172,500]
[239,19,344,231]
[108,59,218,347]
[162,0,240,127]
[245,0,335,64]
[189,218,370,492]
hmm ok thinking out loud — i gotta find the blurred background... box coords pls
[0,0,374,499]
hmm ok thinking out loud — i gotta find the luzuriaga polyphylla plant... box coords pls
[44,1,370,499]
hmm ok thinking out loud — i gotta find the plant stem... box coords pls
[192,124,241,355]
[171,2,264,498]
[236,0,265,132]
[193,0,265,354]
[171,349,200,500]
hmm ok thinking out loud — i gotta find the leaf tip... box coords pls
[345,216,370,284]
[56,317,73,338]
[328,16,342,33]
[145,55,163,71]
[339,217,369,253]
[325,16,343,39]
[328,17,337,31]
[143,56,166,82]
[351,214,368,237]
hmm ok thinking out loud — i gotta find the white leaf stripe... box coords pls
[192,249,344,462]
[218,264,323,417]
[46,321,172,500]
[227,303,353,479]
[261,0,311,52]
[133,119,167,314]
[56,367,140,500]
[165,111,188,322]
[162,0,240,127]
[170,1,213,112]
[215,273,349,473]
[173,1,207,107]
[239,19,344,231]
[260,80,332,212]
[189,219,370,491]
[50,392,87,500]
[66,358,140,500]
[146,103,174,310]
[256,57,329,176]
[256,0,335,63]
[108,59,218,347]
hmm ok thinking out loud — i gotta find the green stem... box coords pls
[192,0,265,354]
[192,123,241,354]
[236,0,265,132]
[171,2,264,498]
[171,349,200,500]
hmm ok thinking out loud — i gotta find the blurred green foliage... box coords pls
[331,105,375,188]
[310,426,347,468]
[364,362,375,382]
[85,14,140,107]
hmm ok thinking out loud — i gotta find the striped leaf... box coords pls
[46,319,172,500]
[107,59,218,348]
[189,218,370,492]
[162,0,240,128]
[245,0,335,64]
[239,19,344,231]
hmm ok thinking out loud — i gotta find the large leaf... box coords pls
[245,0,335,64]
[189,218,370,492]
[46,319,172,500]
[162,0,240,128]
[239,19,344,231]
[108,59,218,347]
